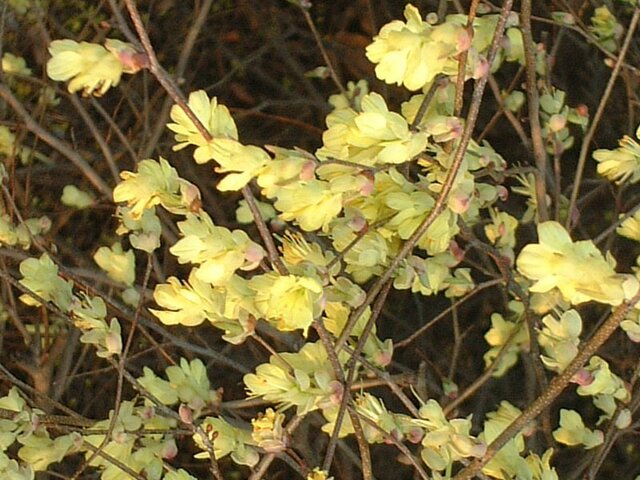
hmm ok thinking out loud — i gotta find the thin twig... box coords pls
[356,412,430,480]
[322,280,392,472]
[409,74,447,131]
[121,0,285,274]
[314,315,373,479]
[248,415,304,480]
[396,278,502,349]
[566,7,640,229]
[335,0,513,351]
[521,0,549,222]
[296,1,346,97]
[453,0,479,117]
[452,287,640,480]
[0,83,111,197]
[68,95,120,182]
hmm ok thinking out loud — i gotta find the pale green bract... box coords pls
[93,242,136,286]
[84,401,177,480]
[321,392,419,441]
[479,402,551,479]
[165,470,198,480]
[538,309,582,373]
[323,301,393,367]
[2,52,32,76]
[115,207,162,253]
[484,209,519,259]
[576,356,629,400]
[113,157,200,219]
[414,399,485,472]
[151,271,225,328]
[589,6,623,53]
[244,341,342,415]
[138,358,220,414]
[0,212,51,250]
[71,293,123,358]
[193,417,259,467]
[17,432,79,471]
[208,138,270,191]
[0,452,34,480]
[19,253,73,311]
[151,270,255,343]
[553,409,603,449]
[61,185,94,209]
[483,301,529,377]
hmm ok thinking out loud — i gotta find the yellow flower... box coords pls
[317,92,428,166]
[244,341,340,414]
[281,231,333,271]
[251,408,287,453]
[273,180,343,232]
[169,212,265,285]
[47,39,137,96]
[307,468,334,480]
[365,4,470,91]
[553,409,603,449]
[256,146,313,198]
[113,157,180,219]
[593,125,640,184]
[150,271,225,327]
[516,221,637,305]
[208,138,269,191]
[167,90,237,162]
[194,417,259,467]
[61,185,94,209]
[617,210,640,242]
[249,273,324,335]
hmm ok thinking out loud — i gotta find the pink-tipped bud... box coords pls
[576,104,589,117]
[548,114,567,133]
[571,368,593,386]
[497,185,509,201]
[179,404,193,425]
[300,160,317,181]
[450,240,465,263]
[457,29,473,53]
[162,440,178,459]
[328,380,344,405]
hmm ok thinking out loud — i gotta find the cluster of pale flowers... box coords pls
[8,1,639,478]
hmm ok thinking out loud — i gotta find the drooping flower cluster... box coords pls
[516,221,638,305]
[593,124,640,184]
[47,38,146,96]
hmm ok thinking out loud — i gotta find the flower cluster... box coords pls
[593,124,640,184]
[47,38,146,96]
[516,221,637,305]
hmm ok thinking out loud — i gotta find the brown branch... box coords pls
[121,0,285,274]
[566,7,640,229]
[520,0,549,222]
[335,0,514,351]
[0,83,111,197]
[452,288,640,480]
